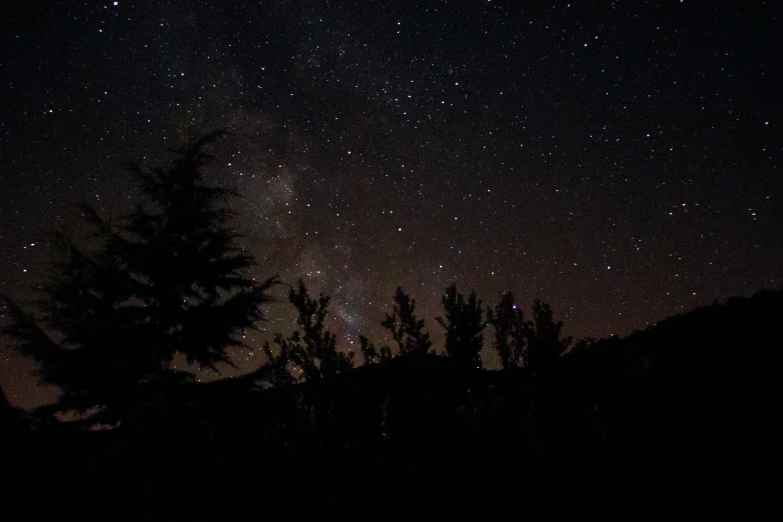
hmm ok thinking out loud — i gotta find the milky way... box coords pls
[1,1,781,408]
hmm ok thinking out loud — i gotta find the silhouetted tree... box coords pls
[261,340,294,387]
[525,299,571,376]
[487,292,527,370]
[358,335,378,365]
[358,335,394,365]
[436,284,485,369]
[271,280,354,380]
[0,132,277,426]
[381,287,433,357]
[124,132,277,372]
[0,222,147,423]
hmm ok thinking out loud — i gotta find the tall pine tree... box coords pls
[1,131,277,426]
[436,284,485,370]
[381,287,432,357]
[487,292,527,371]
[526,300,571,376]
[269,280,354,381]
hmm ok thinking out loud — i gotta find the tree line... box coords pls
[1,132,778,519]
[1,131,572,427]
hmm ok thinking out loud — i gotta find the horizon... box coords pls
[2,1,781,410]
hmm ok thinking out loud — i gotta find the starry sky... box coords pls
[1,0,781,408]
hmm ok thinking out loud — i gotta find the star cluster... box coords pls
[1,1,781,408]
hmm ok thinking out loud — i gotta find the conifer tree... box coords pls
[487,292,527,371]
[1,132,277,425]
[270,280,354,380]
[381,287,432,357]
[525,299,571,375]
[261,340,295,387]
[436,284,485,370]
[359,336,379,365]
[358,335,393,365]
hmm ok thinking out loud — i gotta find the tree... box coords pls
[0,132,277,426]
[270,280,354,381]
[525,299,571,375]
[358,335,393,366]
[124,132,277,371]
[261,340,295,388]
[487,292,527,371]
[381,287,432,357]
[436,284,485,369]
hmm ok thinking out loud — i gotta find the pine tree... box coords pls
[261,340,295,387]
[0,132,277,426]
[525,299,571,375]
[487,292,527,371]
[271,280,354,381]
[358,335,393,365]
[436,284,486,370]
[381,287,432,357]
[358,336,379,365]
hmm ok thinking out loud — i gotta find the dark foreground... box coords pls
[4,290,780,520]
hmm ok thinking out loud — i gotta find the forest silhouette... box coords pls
[1,133,778,520]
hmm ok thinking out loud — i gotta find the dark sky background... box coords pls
[1,0,781,409]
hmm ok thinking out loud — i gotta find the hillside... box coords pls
[3,289,780,519]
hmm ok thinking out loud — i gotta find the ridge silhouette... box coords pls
[1,134,778,520]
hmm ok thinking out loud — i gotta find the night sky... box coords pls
[1,1,781,409]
